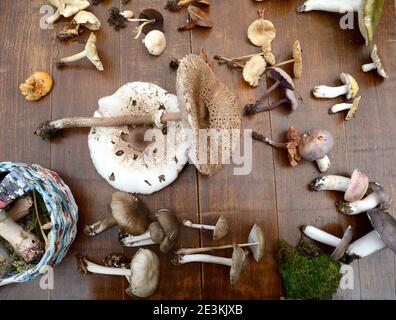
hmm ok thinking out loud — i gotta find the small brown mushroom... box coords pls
[178,5,213,31]
[182,215,229,241]
[19,72,53,101]
[247,7,276,48]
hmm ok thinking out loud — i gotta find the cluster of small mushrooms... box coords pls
[79,191,265,296]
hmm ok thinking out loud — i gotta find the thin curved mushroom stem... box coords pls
[297,0,362,13]
[273,58,295,68]
[252,133,289,149]
[182,219,216,232]
[84,217,117,237]
[214,53,265,63]
[175,242,259,255]
[34,112,182,139]
[130,19,156,39]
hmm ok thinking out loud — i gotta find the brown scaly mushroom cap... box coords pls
[367,209,396,254]
[111,191,150,235]
[156,209,179,253]
[230,245,249,286]
[148,221,165,244]
[213,215,229,241]
[176,54,241,175]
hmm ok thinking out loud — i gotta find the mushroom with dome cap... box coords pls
[329,96,362,121]
[247,7,276,48]
[313,73,359,99]
[362,45,388,78]
[242,55,267,87]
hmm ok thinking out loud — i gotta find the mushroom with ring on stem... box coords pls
[336,182,391,215]
[57,10,101,41]
[328,96,362,121]
[177,5,213,31]
[172,245,249,285]
[313,73,359,100]
[310,169,369,202]
[176,224,265,262]
[77,248,159,298]
[56,33,104,71]
[84,191,149,237]
[46,0,90,24]
[182,215,229,241]
[361,44,388,78]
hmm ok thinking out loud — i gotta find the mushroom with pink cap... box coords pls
[313,73,359,100]
[310,169,369,202]
[336,182,391,215]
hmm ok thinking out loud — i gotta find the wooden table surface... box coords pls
[0,0,395,300]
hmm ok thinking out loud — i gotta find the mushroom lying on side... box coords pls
[336,182,391,215]
[297,0,362,13]
[46,0,90,24]
[176,224,265,262]
[56,32,104,71]
[107,7,135,30]
[328,96,362,121]
[131,9,164,39]
[273,40,303,79]
[57,10,101,41]
[310,169,369,202]
[19,72,53,102]
[84,192,149,237]
[182,216,229,241]
[361,45,388,78]
[178,5,213,31]
[172,245,249,285]
[242,55,267,87]
[313,73,359,99]
[303,209,396,261]
[77,249,159,298]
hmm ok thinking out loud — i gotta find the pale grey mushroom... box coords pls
[313,73,359,100]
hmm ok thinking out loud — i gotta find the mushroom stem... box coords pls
[303,225,342,247]
[7,197,33,221]
[273,59,295,68]
[310,175,351,192]
[297,0,362,13]
[316,155,331,173]
[313,85,349,98]
[261,137,289,149]
[266,80,281,96]
[329,102,353,114]
[175,254,232,267]
[46,10,62,24]
[132,19,156,39]
[215,53,265,62]
[119,230,156,247]
[260,98,289,111]
[59,50,88,64]
[347,230,387,258]
[84,217,117,237]
[361,62,376,73]
[35,112,182,139]
[182,219,215,231]
[78,256,131,277]
[336,192,384,215]
[175,242,259,255]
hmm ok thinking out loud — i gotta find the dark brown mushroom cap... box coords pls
[139,9,164,34]
[156,209,179,253]
[330,225,353,261]
[369,182,391,210]
[285,88,298,111]
[298,129,334,162]
[213,215,229,241]
[230,245,249,285]
[187,5,213,28]
[367,209,396,253]
[111,192,150,235]
[149,221,165,244]
[268,67,295,90]
[248,224,265,262]
[344,169,369,202]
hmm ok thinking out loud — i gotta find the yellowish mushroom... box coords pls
[242,55,267,87]
[247,7,276,48]
[19,72,53,101]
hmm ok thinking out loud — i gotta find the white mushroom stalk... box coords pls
[297,0,362,13]
[119,230,155,247]
[77,256,132,277]
[315,156,331,173]
[310,175,351,192]
[175,254,233,267]
[175,242,259,255]
[183,219,216,232]
[336,192,386,215]
[329,103,354,114]
[313,84,350,99]
[128,19,156,39]
[362,63,377,72]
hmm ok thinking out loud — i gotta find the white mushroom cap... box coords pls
[48,0,90,23]
[143,30,166,56]
[126,249,159,298]
[242,55,267,87]
[72,10,101,30]
[88,82,189,195]
[85,33,104,71]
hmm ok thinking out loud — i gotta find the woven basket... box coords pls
[0,162,78,286]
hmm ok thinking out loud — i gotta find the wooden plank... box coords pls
[192,0,281,299]
[0,0,52,300]
[118,1,201,300]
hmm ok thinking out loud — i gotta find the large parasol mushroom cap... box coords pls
[88,82,189,194]
[176,54,241,175]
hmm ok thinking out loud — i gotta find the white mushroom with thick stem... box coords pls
[182,215,229,241]
[362,45,388,78]
[46,0,90,24]
[329,96,362,121]
[313,73,359,100]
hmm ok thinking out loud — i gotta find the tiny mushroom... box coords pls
[303,209,396,261]
[120,209,179,253]
[329,96,362,121]
[84,192,149,237]
[313,73,359,99]
[361,45,388,78]
[273,40,303,79]
[242,55,267,87]
[77,248,160,298]
[336,182,391,215]
[182,215,229,241]
[46,0,90,24]
[143,30,167,56]
[178,5,213,31]
[19,72,53,101]
[247,7,276,48]
[57,10,101,41]
[176,224,265,262]
[107,7,135,30]
[56,32,104,71]
[310,169,369,202]
[172,245,249,285]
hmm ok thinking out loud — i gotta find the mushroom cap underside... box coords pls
[230,245,249,285]
[330,225,353,261]
[176,54,241,176]
[72,10,101,30]
[367,209,396,253]
[242,55,267,87]
[88,82,189,194]
[49,0,90,18]
[248,224,265,262]
[268,67,295,90]
[213,215,229,241]
[340,73,359,99]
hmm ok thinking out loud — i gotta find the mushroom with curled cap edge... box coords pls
[310,169,369,202]
[182,215,229,241]
[178,5,213,31]
[242,55,267,87]
[46,0,90,24]
[328,96,362,121]
[19,72,53,102]
[56,32,103,71]
[313,73,359,99]
[336,182,391,215]
[176,224,265,262]
[247,7,276,49]
[57,10,101,41]
[362,45,388,78]
[120,209,179,253]
[77,248,159,298]
[172,245,249,285]
[84,192,149,237]
[303,209,396,261]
